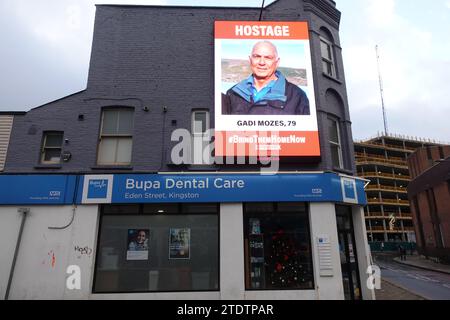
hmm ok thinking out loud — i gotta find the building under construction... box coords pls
[355,134,444,248]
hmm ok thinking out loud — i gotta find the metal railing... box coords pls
[359,172,411,180]
[364,141,417,152]
[367,198,410,205]
[355,152,406,162]
[355,154,408,167]
[365,185,408,193]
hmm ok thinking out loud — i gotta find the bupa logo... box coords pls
[88,179,108,199]
[82,175,113,204]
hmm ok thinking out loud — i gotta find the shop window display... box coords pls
[93,204,219,293]
[244,203,314,290]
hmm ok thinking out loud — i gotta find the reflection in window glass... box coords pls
[192,110,209,134]
[320,38,336,77]
[40,132,63,164]
[97,108,134,165]
[243,203,314,291]
[328,118,343,168]
[94,204,219,293]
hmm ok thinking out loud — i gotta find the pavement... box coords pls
[372,253,450,300]
[375,279,425,300]
[393,255,450,275]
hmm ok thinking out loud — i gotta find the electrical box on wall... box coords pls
[62,151,72,162]
[317,235,333,277]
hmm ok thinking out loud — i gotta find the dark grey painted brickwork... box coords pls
[4,0,356,174]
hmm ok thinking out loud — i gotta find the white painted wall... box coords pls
[0,205,99,300]
[309,203,344,300]
[0,207,23,299]
[1,202,361,300]
[92,292,220,300]
[352,206,376,300]
[220,203,245,300]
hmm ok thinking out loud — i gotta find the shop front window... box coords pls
[243,203,314,290]
[93,204,219,293]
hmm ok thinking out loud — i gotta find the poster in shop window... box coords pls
[169,228,191,259]
[214,21,320,157]
[126,229,149,261]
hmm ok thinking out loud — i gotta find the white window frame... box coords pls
[191,110,210,165]
[97,108,134,166]
[320,37,336,78]
[329,118,343,169]
[191,110,210,136]
[40,131,63,164]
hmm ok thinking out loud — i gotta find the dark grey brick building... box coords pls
[0,0,374,300]
[5,0,355,174]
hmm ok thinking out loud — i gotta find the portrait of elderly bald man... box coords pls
[222,41,310,115]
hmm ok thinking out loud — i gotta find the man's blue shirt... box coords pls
[247,76,276,103]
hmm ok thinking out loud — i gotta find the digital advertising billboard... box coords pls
[214,21,320,158]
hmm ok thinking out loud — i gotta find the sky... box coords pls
[0,0,449,143]
[221,40,306,69]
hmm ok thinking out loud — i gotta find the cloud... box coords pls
[95,0,168,5]
[2,1,171,67]
[0,0,447,142]
[365,0,396,27]
[339,0,450,142]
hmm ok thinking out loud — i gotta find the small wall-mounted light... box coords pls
[78,114,84,121]
[171,120,177,126]
[64,139,69,144]
[143,106,149,112]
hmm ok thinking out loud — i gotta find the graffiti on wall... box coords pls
[74,245,93,258]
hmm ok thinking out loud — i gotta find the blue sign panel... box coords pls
[0,173,367,206]
[0,175,77,205]
[88,179,109,199]
[356,180,367,205]
[79,173,367,205]
[343,179,356,199]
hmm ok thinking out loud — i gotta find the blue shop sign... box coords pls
[0,175,77,205]
[79,173,367,205]
[0,173,367,205]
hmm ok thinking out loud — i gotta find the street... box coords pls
[374,255,450,300]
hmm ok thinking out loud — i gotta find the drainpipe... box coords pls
[5,208,29,300]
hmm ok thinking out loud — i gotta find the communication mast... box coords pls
[375,45,389,136]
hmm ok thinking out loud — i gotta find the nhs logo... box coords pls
[340,176,358,204]
[49,191,61,197]
[82,175,113,204]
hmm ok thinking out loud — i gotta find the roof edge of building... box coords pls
[29,89,87,112]
[95,2,276,10]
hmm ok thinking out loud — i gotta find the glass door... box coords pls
[336,205,362,300]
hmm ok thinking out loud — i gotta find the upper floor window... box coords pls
[40,131,63,164]
[97,108,134,165]
[191,110,211,165]
[329,118,343,168]
[320,28,336,78]
[191,110,209,135]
